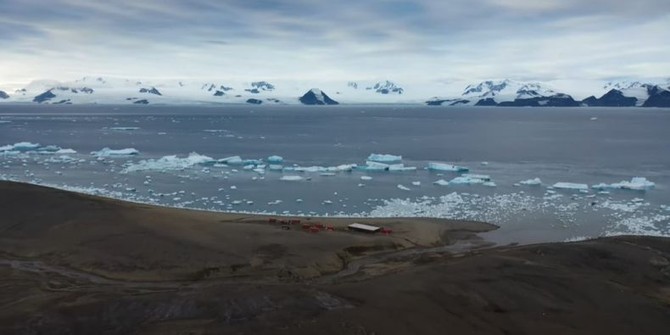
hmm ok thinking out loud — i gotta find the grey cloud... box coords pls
[0,0,668,83]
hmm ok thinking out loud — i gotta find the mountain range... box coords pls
[1,77,669,107]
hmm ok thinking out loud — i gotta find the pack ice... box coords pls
[592,177,655,191]
[1,142,76,155]
[122,153,214,172]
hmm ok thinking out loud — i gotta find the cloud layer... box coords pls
[1,0,669,85]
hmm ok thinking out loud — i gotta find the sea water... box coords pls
[1,105,669,244]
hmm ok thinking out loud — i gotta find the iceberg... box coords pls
[280,175,303,181]
[361,176,373,181]
[122,152,214,172]
[520,178,542,186]
[109,127,140,131]
[592,177,655,191]
[552,182,589,191]
[397,184,411,191]
[91,148,139,157]
[367,153,402,163]
[427,162,469,172]
[267,155,284,163]
[0,142,40,153]
[243,159,263,166]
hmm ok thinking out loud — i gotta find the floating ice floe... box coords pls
[412,181,421,186]
[284,164,356,173]
[360,176,373,181]
[520,178,542,186]
[109,127,140,131]
[397,184,411,191]
[218,156,243,165]
[91,148,139,157]
[552,182,589,191]
[356,161,416,172]
[433,179,450,186]
[122,152,214,172]
[280,175,304,181]
[267,155,283,164]
[427,162,469,172]
[448,174,492,185]
[592,177,655,191]
[367,153,402,163]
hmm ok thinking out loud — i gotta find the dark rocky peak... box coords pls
[475,98,498,106]
[203,83,233,92]
[366,80,404,94]
[464,80,511,96]
[498,94,579,107]
[139,87,162,96]
[581,89,637,107]
[643,86,670,107]
[245,81,274,94]
[33,90,56,103]
[0,90,9,99]
[425,98,469,106]
[347,82,358,89]
[299,89,339,105]
[53,86,94,94]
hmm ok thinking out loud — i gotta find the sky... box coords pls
[1,0,669,87]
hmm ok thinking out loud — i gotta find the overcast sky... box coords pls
[1,0,669,86]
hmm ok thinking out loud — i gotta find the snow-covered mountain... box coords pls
[0,76,669,106]
[461,79,556,100]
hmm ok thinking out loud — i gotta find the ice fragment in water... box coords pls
[397,184,411,191]
[427,162,469,172]
[433,179,449,186]
[91,148,139,157]
[280,175,303,181]
[520,178,542,186]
